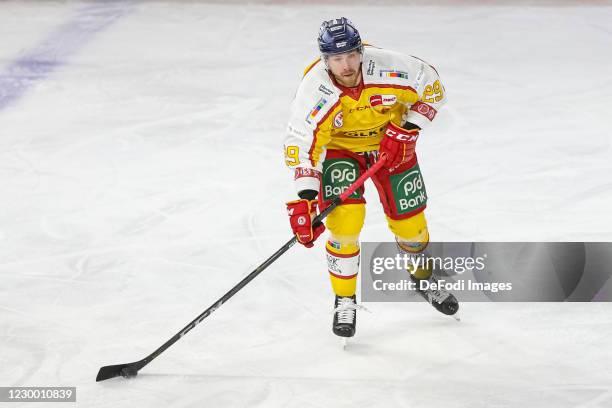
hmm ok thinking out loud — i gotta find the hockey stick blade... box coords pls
[96,361,142,382]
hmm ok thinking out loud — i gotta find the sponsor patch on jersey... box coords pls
[318,84,333,96]
[306,97,327,124]
[294,167,322,180]
[410,101,437,121]
[333,111,344,128]
[366,60,376,76]
[369,94,397,107]
[343,124,386,138]
[379,69,410,80]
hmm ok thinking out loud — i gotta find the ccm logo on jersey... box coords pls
[370,94,397,107]
[349,105,370,113]
[384,126,419,142]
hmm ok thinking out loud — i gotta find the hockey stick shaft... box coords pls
[96,156,387,381]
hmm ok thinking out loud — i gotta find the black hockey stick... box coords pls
[96,156,387,382]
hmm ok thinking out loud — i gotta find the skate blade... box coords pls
[341,337,348,350]
[451,313,461,322]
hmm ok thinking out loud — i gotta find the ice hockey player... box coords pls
[284,17,458,339]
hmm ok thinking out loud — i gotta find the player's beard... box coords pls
[336,69,361,87]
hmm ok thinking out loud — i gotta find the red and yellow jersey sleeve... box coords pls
[284,60,341,193]
[400,57,447,129]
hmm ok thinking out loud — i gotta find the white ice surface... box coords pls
[1,1,612,407]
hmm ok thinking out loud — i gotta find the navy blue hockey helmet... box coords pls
[318,17,363,56]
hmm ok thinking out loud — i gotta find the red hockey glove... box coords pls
[379,122,420,171]
[286,199,325,248]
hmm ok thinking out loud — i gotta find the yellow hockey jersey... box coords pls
[284,46,446,193]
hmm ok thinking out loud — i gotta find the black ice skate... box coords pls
[333,295,358,338]
[410,274,460,317]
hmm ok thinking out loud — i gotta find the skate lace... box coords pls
[333,297,370,323]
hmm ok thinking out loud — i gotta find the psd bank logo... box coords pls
[330,166,356,183]
[400,170,423,195]
[391,168,427,213]
[323,160,360,199]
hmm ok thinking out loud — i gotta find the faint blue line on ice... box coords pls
[0,1,132,111]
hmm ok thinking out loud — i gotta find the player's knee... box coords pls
[325,203,365,244]
[387,211,429,253]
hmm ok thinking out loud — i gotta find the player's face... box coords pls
[326,50,362,87]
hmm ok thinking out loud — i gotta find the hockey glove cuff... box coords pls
[286,199,325,248]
